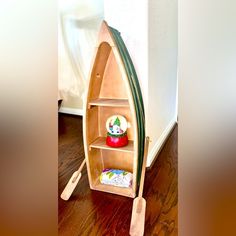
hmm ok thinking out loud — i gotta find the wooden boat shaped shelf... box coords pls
[83,21,145,198]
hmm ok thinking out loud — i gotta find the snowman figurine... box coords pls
[109,117,123,135]
[106,115,128,147]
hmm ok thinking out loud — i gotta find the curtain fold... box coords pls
[58,0,103,108]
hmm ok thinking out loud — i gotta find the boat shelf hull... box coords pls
[83,21,145,198]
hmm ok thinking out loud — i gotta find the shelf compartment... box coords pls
[89,137,134,153]
[87,149,134,193]
[87,148,135,198]
[88,98,129,108]
[92,178,135,198]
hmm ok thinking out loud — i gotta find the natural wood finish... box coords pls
[90,137,134,153]
[83,21,138,197]
[86,148,134,197]
[60,172,81,201]
[101,150,133,173]
[138,137,150,199]
[86,107,134,143]
[60,159,86,201]
[88,98,129,108]
[92,179,135,198]
[87,149,104,188]
[130,137,150,236]
[99,50,128,99]
[58,114,178,236]
[88,43,112,100]
[86,107,99,145]
[72,159,86,183]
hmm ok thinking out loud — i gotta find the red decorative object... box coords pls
[106,115,129,148]
[106,135,129,148]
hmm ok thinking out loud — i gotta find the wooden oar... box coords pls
[130,136,150,236]
[60,159,86,201]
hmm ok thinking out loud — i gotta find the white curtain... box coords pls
[58,0,103,108]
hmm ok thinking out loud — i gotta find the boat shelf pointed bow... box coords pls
[83,21,145,198]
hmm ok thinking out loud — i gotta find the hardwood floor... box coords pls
[58,114,178,236]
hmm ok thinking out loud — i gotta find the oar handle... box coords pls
[138,137,150,198]
[72,159,86,183]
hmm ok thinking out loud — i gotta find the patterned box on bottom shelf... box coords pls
[100,169,133,188]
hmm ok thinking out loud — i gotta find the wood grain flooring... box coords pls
[58,114,178,236]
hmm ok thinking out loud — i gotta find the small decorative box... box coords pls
[100,169,133,188]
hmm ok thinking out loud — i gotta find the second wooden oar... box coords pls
[60,159,86,201]
[129,136,149,236]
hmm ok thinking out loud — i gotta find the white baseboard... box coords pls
[59,107,83,116]
[147,118,176,167]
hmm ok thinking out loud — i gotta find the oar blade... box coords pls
[129,197,146,236]
[60,171,81,201]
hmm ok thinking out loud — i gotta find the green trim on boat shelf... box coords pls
[109,26,145,188]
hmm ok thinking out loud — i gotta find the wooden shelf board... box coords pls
[90,137,134,153]
[92,178,135,198]
[89,98,129,107]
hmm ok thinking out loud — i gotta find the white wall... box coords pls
[147,0,178,165]
[104,0,178,166]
